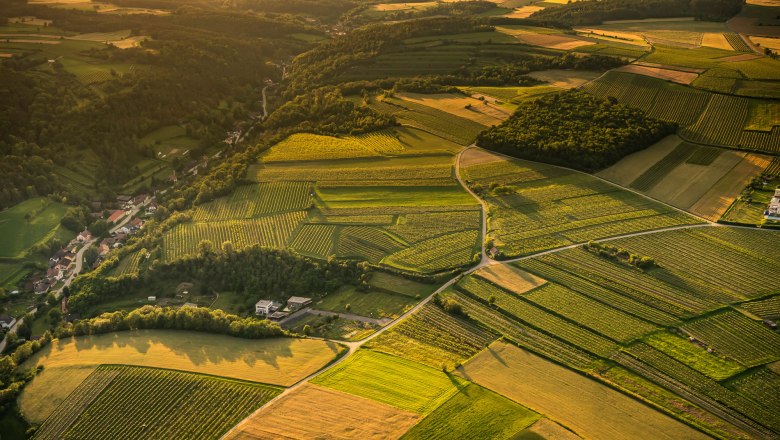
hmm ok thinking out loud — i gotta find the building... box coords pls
[46,267,63,282]
[107,209,126,224]
[255,300,279,316]
[287,296,312,311]
[268,311,289,321]
[129,218,144,230]
[77,230,92,242]
[765,188,780,220]
[0,315,16,330]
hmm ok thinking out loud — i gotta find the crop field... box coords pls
[316,285,418,319]
[225,384,420,440]
[0,197,70,258]
[460,150,701,257]
[22,330,344,386]
[192,182,311,221]
[383,229,479,273]
[20,365,97,424]
[311,350,467,414]
[644,332,745,380]
[629,142,698,191]
[112,251,143,276]
[609,227,780,300]
[365,303,496,369]
[681,94,750,146]
[369,96,487,145]
[459,341,709,440]
[34,365,280,440]
[395,93,510,125]
[680,311,780,367]
[619,343,780,437]
[740,295,780,320]
[457,276,618,356]
[260,132,408,163]
[402,383,540,440]
[162,211,306,261]
[288,224,337,257]
[316,185,476,210]
[474,264,546,295]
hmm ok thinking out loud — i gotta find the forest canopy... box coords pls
[531,0,745,24]
[476,91,678,172]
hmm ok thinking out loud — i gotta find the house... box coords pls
[77,230,92,242]
[255,300,279,316]
[287,296,312,311]
[129,218,144,230]
[116,195,132,204]
[59,255,73,267]
[148,296,157,301]
[119,226,131,235]
[46,267,63,281]
[133,194,149,206]
[765,188,780,220]
[107,209,125,224]
[0,315,16,330]
[34,282,50,295]
[146,202,158,214]
[268,311,289,321]
[489,247,499,258]
[99,238,112,255]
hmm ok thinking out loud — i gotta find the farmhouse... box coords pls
[107,210,126,224]
[765,188,780,220]
[287,296,312,311]
[255,300,279,316]
[77,230,92,242]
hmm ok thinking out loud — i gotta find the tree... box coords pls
[302,324,312,336]
[198,240,215,257]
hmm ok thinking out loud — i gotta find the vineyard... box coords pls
[686,146,722,165]
[681,94,750,146]
[680,311,780,367]
[610,227,780,300]
[740,295,780,320]
[620,343,780,436]
[524,283,658,342]
[261,133,379,162]
[192,182,311,221]
[365,303,496,369]
[162,211,306,261]
[456,276,618,357]
[35,365,280,440]
[730,368,780,416]
[725,33,751,52]
[256,158,454,184]
[311,350,467,414]
[644,332,745,380]
[383,230,479,273]
[112,251,143,276]
[470,160,702,256]
[336,226,405,263]
[516,259,680,326]
[388,210,480,243]
[288,224,337,257]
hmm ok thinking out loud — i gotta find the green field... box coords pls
[0,197,70,258]
[312,350,468,414]
[401,383,540,439]
[644,332,745,380]
[316,285,419,319]
[34,365,280,440]
[365,303,497,369]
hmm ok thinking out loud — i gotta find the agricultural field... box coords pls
[460,148,702,257]
[311,349,468,414]
[394,92,510,125]
[644,332,746,380]
[139,125,199,160]
[581,70,780,150]
[401,383,540,440]
[315,284,419,319]
[365,303,497,369]
[33,365,280,440]
[20,330,345,386]
[225,384,420,440]
[740,294,780,320]
[496,25,595,50]
[458,341,709,440]
[286,313,379,341]
[597,135,772,220]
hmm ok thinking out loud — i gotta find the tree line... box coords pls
[531,0,745,25]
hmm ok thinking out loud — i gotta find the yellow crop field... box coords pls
[395,93,508,125]
[474,264,547,295]
[458,341,710,440]
[526,69,602,89]
[615,64,698,84]
[19,365,97,423]
[226,384,420,439]
[21,330,345,386]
